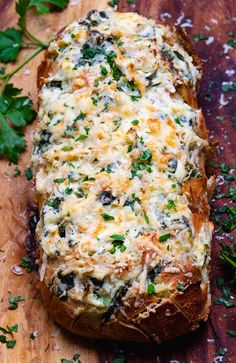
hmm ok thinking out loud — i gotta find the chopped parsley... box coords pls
[110,234,126,253]
[227,39,236,48]
[192,33,209,42]
[131,119,139,125]
[143,211,150,224]
[174,117,182,126]
[54,178,65,184]
[108,0,119,7]
[167,199,176,210]
[13,166,21,177]
[19,256,35,272]
[159,233,170,242]
[140,149,152,161]
[8,295,24,310]
[76,112,86,121]
[61,146,73,151]
[176,282,186,291]
[76,134,88,141]
[112,117,122,131]
[25,167,33,180]
[101,214,115,221]
[227,329,236,337]
[65,187,73,195]
[125,193,141,211]
[100,65,108,76]
[147,283,155,296]
[46,198,61,210]
[222,83,236,92]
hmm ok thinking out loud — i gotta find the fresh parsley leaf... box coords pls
[0,84,36,163]
[0,28,23,63]
[100,65,108,76]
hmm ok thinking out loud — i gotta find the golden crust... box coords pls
[35,13,212,343]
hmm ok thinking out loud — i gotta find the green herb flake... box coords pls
[0,84,36,163]
[76,112,86,121]
[127,145,132,153]
[76,134,88,141]
[101,214,115,221]
[110,234,125,241]
[167,199,176,210]
[13,166,21,177]
[227,329,236,337]
[176,282,186,292]
[65,187,73,195]
[61,146,73,151]
[140,149,152,162]
[8,295,24,310]
[108,0,119,8]
[192,33,209,42]
[111,354,127,363]
[19,256,34,273]
[25,167,33,180]
[54,178,65,184]
[222,83,236,92]
[100,65,108,76]
[0,28,23,63]
[147,283,155,296]
[159,233,171,242]
[174,117,182,126]
[143,211,150,224]
[227,39,236,48]
[131,119,139,125]
[6,340,16,348]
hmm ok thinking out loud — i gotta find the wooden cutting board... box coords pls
[0,0,235,362]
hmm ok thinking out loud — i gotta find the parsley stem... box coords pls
[23,28,49,48]
[0,46,44,92]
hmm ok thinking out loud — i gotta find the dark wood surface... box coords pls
[0,0,236,362]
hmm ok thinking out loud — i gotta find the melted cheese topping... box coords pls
[33,10,212,314]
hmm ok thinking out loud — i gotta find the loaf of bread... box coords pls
[33,9,214,343]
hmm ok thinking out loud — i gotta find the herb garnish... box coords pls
[0,1,69,162]
[147,283,155,296]
[8,295,24,310]
[101,214,115,221]
[0,323,18,349]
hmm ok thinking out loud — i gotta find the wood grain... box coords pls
[0,0,236,362]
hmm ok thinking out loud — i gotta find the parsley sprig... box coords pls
[0,0,69,162]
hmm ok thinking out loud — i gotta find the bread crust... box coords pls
[35,12,212,343]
